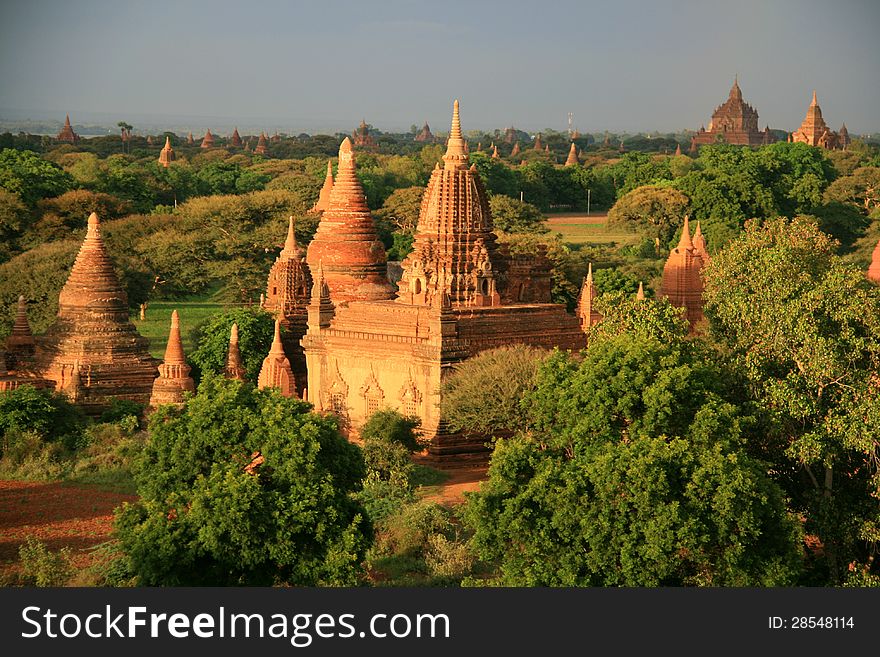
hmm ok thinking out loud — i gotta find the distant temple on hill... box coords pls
[789,91,850,150]
[352,120,378,150]
[414,123,434,142]
[690,78,774,151]
[55,114,79,143]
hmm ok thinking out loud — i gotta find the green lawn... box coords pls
[131,299,224,359]
[545,213,635,246]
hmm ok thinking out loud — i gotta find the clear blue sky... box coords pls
[1,0,878,134]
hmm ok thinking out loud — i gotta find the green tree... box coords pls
[702,216,880,583]
[488,195,547,234]
[464,337,803,586]
[0,385,85,454]
[189,307,275,383]
[588,291,690,343]
[376,186,424,233]
[607,185,689,244]
[823,166,880,214]
[116,375,370,585]
[0,190,30,259]
[0,149,72,205]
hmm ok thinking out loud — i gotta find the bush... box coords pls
[425,534,475,581]
[19,537,74,586]
[0,385,85,453]
[189,307,275,383]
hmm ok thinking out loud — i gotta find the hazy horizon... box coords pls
[1,0,879,135]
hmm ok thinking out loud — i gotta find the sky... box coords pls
[0,0,878,135]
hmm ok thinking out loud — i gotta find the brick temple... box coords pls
[300,101,585,457]
[690,78,774,151]
[789,91,850,150]
[414,122,434,142]
[56,114,79,143]
[660,216,706,328]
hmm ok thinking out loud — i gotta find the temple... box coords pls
[262,217,311,394]
[230,127,243,148]
[224,323,247,381]
[200,129,215,148]
[56,114,79,143]
[491,144,500,159]
[309,160,334,214]
[186,132,195,145]
[790,91,849,150]
[305,138,395,304]
[533,133,543,150]
[503,127,518,144]
[565,142,578,166]
[149,310,195,408]
[33,213,158,414]
[158,136,175,167]
[254,132,268,155]
[659,216,706,328]
[352,120,377,150]
[414,123,434,142]
[690,78,774,150]
[300,100,586,458]
[576,263,601,329]
[868,239,880,284]
[510,142,521,157]
[257,320,295,397]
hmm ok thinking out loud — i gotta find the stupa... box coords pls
[224,323,247,381]
[576,263,601,329]
[230,127,243,148]
[35,213,158,414]
[157,136,175,167]
[565,142,578,166]
[149,310,195,408]
[309,160,334,214]
[533,133,543,150]
[200,129,215,148]
[56,115,79,143]
[305,138,394,304]
[414,123,434,142]
[5,296,36,369]
[257,320,295,397]
[186,132,195,145]
[254,132,268,155]
[352,120,377,150]
[659,216,706,328]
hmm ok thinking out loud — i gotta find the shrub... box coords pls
[19,537,74,587]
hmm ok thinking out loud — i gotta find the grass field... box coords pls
[131,298,224,359]
[545,212,635,246]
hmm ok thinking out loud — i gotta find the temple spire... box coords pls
[443,99,468,169]
[224,323,247,380]
[636,282,645,300]
[158,136,175,167]
[257,319,295,397]
[565,142,578,166]
[149,309,195,408]
[811,89,818,107]
[310,159,334,213]
[5,295,35,364]
[280,216,300,258]
[162,310,186,365]
[677,215,694,250]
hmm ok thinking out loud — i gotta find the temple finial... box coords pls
[636,281,645,300]
[677,215,694,250]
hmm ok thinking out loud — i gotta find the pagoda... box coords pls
[659,216,706,328]
[56,114,79,143]
[414,123,434,142]
[224,323,247,381]
[305,138,394,304]
[230,127,243,148]
[5,295,36,369]
[503,127,518,144]
[692,221,709,262]
[302,100,585,457]
[868,239,880,284]
[576,263,601,329]
[492,144,500,159]
[352,120,377,150]
[565,142,578,166]
[257,320,295,397]
[690,78,774,149]
[262,217,310,394]
[533,133,543,150]
[674,143,682,157]
[254,132,268,155]
[790,91,847,150]
[34,213,158,414]
[510,142,521,157]
[186,132,195,145]
[149,310,195,408]
[200,129,215,148]
[157,136,175,167]
[309,160,334,214]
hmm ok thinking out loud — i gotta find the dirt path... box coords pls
[0,480,136,577]
[415,461,487,506]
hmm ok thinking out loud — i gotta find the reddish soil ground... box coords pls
[0,480,136,578]
[413,456,487,506]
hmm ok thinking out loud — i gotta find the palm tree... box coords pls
[117,121,133,153]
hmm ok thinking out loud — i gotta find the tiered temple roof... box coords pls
[396,100,501,307]
[310,160,334,214]
[224,323,247,381]
[352,120,377,150]
[790,91,847,150]
[659,216,705,328]
[414,123,434,142]
[230,127,243,147]
[35,213,157,414]
[257,320,295,397]
[56,114,79,143]
[692,221,709,262]
[576,263,601,329]
[5,295,35,368]
[200,129,215,148]
[149,310,195,408]
[158,136,175,167]
[691,78,774,149]
[565,142,578,166]
[306,139,394,304]
[254,132,268,155]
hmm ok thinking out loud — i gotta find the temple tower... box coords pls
[224,323,247,381]
[35,213,157,413]
[200,129,215,148]
[186,132,195,145]
[691,78,771,149]
[230,127,243,148]
[56,114,79,143]
[414,123,434,143]
[533,133,543,150]
[257,319,295,397]
[397,100,501,307]
[576,263,601,329]
[692,221,709,262]
[5,296,36,369]
[790,91,844,149]
[149,310,195,408]
[158,136,175,168]
[868,239,880,284]
[511,142,521,157]
[310,160,334,214]
[565,142,578,166]
[254,132,268,155]
[306,138,394,303]
[660,216,705,328]
[262,216,310,393]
